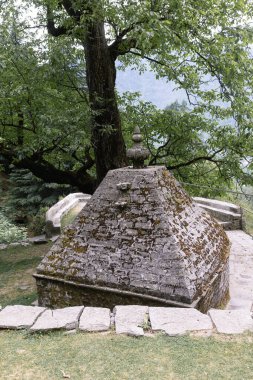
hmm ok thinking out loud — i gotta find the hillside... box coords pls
[116,67,186,109]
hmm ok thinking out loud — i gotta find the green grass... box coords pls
[0,331,253,380]
[0,244,51,307]
[1,232,253,380]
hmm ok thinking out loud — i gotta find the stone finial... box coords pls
[126,126,150,169]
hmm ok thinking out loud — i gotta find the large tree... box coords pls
[43,0,253,181]
[1,0,253,192]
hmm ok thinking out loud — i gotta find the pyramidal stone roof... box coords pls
[35,166,230,312]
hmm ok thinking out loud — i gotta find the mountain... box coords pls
[116,67,187,109]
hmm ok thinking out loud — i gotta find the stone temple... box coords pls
[35,128,230,313]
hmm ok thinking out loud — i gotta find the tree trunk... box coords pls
[84,22,127,183]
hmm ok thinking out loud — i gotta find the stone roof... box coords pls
[35,166,230,311]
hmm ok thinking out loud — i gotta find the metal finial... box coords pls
[126,126,150,169]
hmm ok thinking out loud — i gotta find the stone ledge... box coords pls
[193,197,243,230]
[0,305,252,336]
[45,193,91,237]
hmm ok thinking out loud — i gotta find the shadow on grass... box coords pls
[0,257,42,275]
[0,243,51,307]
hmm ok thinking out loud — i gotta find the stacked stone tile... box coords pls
[0,305,253,336]
[35,165,230,312]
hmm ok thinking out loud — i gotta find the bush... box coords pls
[3,168,75,227]
[27,207,48,236]
[0,212,27,244]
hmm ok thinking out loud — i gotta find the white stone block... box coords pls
[208,309,253,334]
[30,306,84,331]
[149,307,213,336]
[79,307,111,332]
[114,305,149,336]
[0,305,46,329]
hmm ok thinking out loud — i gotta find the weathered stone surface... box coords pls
[149,307,213,336]
[226,230,253,311]
[79,307,110,331]
[35,166,230,311]
[114,305,149,336]
[30,306,83,331]
[208,309,253,334]
[0,305,46,329]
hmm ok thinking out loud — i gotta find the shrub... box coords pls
[3,168,75,226]
[0,212,27,244]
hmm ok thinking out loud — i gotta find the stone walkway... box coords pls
[0,304,252,336]
[0,230,252,337]
[226,230,253,311]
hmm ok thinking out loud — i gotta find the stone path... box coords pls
[226,230,253,311]
[0,304,252,336]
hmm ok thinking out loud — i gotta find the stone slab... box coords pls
[114,305,149,336]
[30,306,84,331]
[226,299,252,311]
[226,231,253,309]
[149,307,213,336]
[0,305,46,329]
[208,309,253,334]
[79,307,111,332]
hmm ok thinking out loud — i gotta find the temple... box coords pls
[34,128,230,313]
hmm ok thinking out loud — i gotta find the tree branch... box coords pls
[46,6,68,37]
[165,148,224,170]
[0,143,96,193]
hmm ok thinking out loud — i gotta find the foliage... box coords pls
[0,211,27,244]
[0,3,95,191]
[120,95,248,192]
[2,168,74,233]
[0,0,253,191]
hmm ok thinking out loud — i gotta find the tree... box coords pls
[42,0,253,181]
[0,4,96,192]
[1,0,253,192]
[120,95,253,193]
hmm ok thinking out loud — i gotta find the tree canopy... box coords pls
[0,0,253,193]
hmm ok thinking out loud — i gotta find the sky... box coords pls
[116,67,187,109]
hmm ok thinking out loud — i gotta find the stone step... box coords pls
[197,204,241,219]
[208,309,253,334]
[193,197,241,214]
[79,307,111,332]
[0,305,46,329]
[217,220,232,229]
[30,306,84,332]
[149,307,213,336]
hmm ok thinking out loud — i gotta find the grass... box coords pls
[0,331,253,380]
[1,232,253,380]
[0,243,51,307]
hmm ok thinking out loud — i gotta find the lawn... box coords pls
[0,331,253,380]
[1,244,253,380]
[0,243,51,307]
